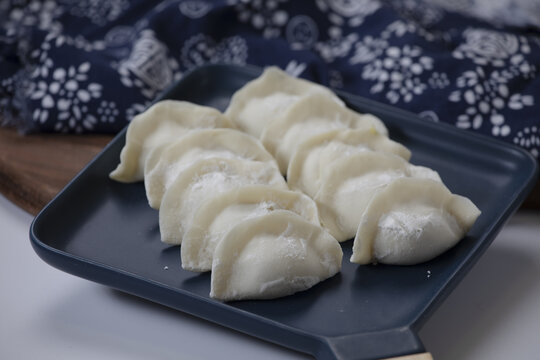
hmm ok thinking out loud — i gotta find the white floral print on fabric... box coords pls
[453,28,531,67]
[179,0,212,19]
[449,67,534,136]
[418,110,440,122]
[60,0,129,26]
[284,60,306,77]
[0,0,64,43]
[362,45,433,104]
[329,69,344,88]
[117,30,182,99]
[180,34,248,70]
[315,33,359,63]
[514,126,540,158]
[427,0,540,29]
[381,19,451,42]
[30,40,55,79]
[0,75,18,125]
[315,0,381,36]
[0,76,15,98]
[104,19,149,55]
[351,19,448,67]
[390,0,444,27]
[105,26,137,47]
[30,31,106,63]
[125,102,150,122]
[350,36,389,64]
[505,52,537,80]
[227,0,289,39]
[97,100,120,123]
[55,34,106,52]
[313,0,381,63]
[29,62,103,132]
[286,15,319,50]
[428,72,450,89]
[103,26,137,59]
[154,0,180,13]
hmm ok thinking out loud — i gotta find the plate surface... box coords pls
[30,64,538,360]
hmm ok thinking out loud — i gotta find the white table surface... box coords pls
[1,193,539,360]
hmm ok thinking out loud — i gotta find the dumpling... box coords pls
[109,100,233,182]
[210,210,342,301]
[261,93,389,174]
[314,151,441,242]
[144,128,277,209]
[352,178,481,265]
[287,128,411,197]
[181,186,319,272]
[159,157,287,245]
[225,66,344,138]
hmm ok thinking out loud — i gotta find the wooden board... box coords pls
[0,126,538,216]
[0,127,113,215]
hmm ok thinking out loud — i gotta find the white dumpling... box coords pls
[182,186,320,272]
[225,66,344,138]
[144,129,277,209]
[352,178,481,265]
[315,151,441,242]
[210,210,342,301]
[287,128,411,197]
[159,158,287,245]
[109,100,233,182]
[261,93,389,174]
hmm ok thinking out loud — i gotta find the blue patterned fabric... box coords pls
[1,0,539,158]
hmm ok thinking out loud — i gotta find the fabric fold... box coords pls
[0,0,538,158]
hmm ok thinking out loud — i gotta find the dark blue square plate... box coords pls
[30,65,538,360]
